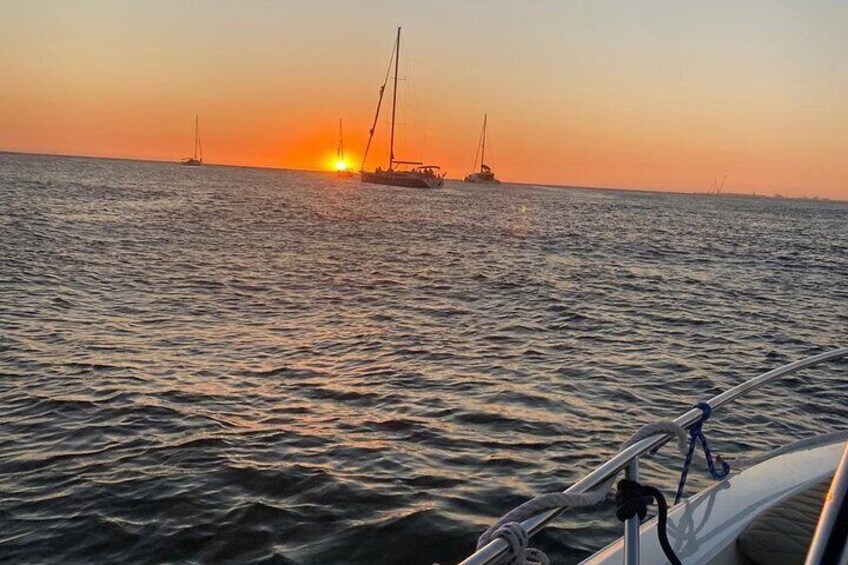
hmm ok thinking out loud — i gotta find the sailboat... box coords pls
[464,113,500,184]
[181,115,203,167]
[360,27,444,189]
[336,119,354,178]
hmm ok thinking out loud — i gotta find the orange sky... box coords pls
[1,1,846,199]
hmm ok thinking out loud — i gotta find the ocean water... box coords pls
[0,152,846,564]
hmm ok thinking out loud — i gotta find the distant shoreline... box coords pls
[1,149,843,204]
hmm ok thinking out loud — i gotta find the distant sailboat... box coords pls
[336,119,354,178]
[181,115,203,166]
[464,113,500,184]
[360,27,444,189]
[709,174,727,195]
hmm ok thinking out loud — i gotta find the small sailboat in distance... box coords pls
[464,113,500,184]
[181,115,203,166]
[360,27,444,189]
[336,119,354,178]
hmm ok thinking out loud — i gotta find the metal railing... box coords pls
[805,439,848,564]
[458,348,848,565]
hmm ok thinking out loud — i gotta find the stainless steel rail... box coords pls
[458,348,848,565]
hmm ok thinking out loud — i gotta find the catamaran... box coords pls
[360,27,444,189]
[454,349,848,565]
[464,113,500,184]
[181,115,203,167]
[336,118,354,178]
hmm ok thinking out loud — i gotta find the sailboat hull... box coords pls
[464,172,500,184]
[361,170,443,189]
[181,159,202,167]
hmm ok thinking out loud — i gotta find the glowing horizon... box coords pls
[1,1,845,199]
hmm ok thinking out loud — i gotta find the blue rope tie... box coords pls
[674,401,731,504]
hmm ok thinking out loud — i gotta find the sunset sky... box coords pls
[1,0,845,198]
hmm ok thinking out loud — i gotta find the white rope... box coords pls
[476,420,701,564]
[490,522,549,565]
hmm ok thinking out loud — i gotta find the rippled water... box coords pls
[1,152,846,564]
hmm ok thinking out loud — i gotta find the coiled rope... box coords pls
[487,522,550,565]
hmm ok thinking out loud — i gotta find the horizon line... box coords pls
[1,149,843,204]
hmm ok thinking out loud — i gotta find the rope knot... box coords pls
[690,401,712,433]
[695,400,712,421]
[615,481,683,565]
[614,479,654,522]
[490,522,549,565]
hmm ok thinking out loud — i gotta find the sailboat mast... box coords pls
[481,113,487,172]
[389,26,401,170]
[194,115,199,160]
[338,118,344,162]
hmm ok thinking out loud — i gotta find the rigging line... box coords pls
[472,119,484,172]
[388,26,400,169]
[360,33,397,171]
[402,34,430,163]
[401,66,412,161]
[403,71,418,161]
[485,121,495,170]
[403,45,431,164]
[481,113,486,168]
[196,115,203,162]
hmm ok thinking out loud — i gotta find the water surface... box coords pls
[1,153,846,564]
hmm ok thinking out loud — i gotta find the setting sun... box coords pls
[335,160,348,171]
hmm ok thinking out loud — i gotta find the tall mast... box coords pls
[481,113,487,172]
[338,118,344,162]
[389,26,401,170]
[194,115,199,160]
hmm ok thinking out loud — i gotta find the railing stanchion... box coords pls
[623,459,640,565]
